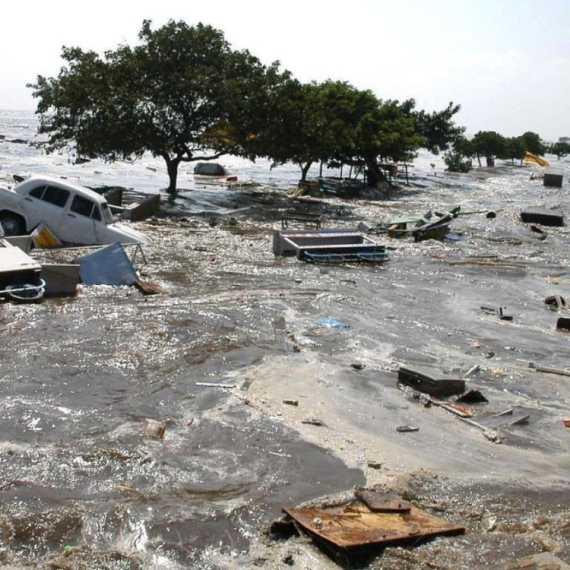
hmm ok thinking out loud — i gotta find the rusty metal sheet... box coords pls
[283,500,464,552]
[353,489,411,513]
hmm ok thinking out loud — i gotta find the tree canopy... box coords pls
[30,18,466,191]
[471,131,506,165]
[500,137,527,163]
[30,20,288,192]
[521,131,546,156]
[550,141,570,160]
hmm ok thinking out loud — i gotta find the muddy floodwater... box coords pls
[1,111,570,568]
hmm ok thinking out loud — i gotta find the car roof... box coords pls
[16,176,107,205]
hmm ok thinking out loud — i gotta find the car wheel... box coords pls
[0,214,25,236]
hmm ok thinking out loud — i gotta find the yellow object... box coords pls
[31,224,61,248]
[524,152,550,167]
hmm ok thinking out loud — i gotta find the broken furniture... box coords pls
[520,209,564,227]
[280,489,464,555]
[387,207,460,242]
[398,366,465,397]
[281,211,323,229]
[273,229,389,264]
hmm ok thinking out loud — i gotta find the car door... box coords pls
[58,193,98,244]
[23,185,69,234]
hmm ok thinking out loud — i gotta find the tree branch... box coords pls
[180,148,233,162]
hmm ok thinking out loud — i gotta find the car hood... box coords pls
[107,223,152,245]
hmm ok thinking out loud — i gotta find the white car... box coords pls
[0,176,150,245]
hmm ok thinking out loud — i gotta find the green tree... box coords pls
[332,96,424,187]
[443,136,474,173]
[472,131,506,166]
[521,131,546,156]
[501,137,527,164]
[550,141,570,160]
[29,20,287,192]
[444,153,473,173]
[413,102,464,154]
[258,80,357,184]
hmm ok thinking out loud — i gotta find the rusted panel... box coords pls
[283,500,464,552]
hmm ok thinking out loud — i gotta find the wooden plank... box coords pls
[283,501,464,552]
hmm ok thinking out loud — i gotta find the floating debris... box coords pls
[396,425,419,433]
[281,489,464,555]
[398,365,465,397]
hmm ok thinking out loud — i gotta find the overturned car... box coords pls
[0,176,150,245]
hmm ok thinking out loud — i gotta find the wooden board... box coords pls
[283,500,464,552]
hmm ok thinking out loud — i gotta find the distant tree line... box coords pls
[29,20,464,192]
[444,131,568,173]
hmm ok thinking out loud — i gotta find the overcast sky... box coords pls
[1,0,569,139]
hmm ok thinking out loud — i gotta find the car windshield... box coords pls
[101,202,114,225]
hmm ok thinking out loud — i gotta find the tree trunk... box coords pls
[165,157,181,193]
[365,158,385,188]
[477,154,482,168]
[299,162,312,184]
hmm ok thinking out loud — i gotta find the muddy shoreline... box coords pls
[1,153,570,568]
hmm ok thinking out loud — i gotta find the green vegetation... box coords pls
[445,130,554,173]
[29,20,288,192]
[550,141,570,160]
[443,152,473,173]
[471,131,506,166]
[521,131,546,156]
[29,19,464,191]
[443,137,474,172]
[502,137,527,164]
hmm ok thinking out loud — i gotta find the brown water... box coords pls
[1,115,570,568]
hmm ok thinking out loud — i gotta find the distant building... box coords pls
[559,137,570,143]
